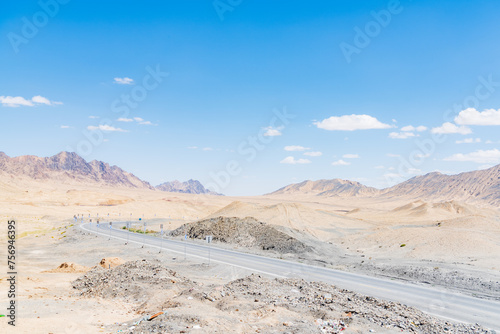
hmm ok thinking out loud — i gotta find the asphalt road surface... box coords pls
[80,222,500,331]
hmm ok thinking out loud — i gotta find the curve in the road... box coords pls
[80,222,500,331]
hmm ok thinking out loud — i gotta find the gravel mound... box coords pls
[170,216,310,254]
[72,259,192,304]
[222,274,493,334]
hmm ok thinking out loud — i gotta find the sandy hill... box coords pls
[206,200,374,241]
[156,179,221,195]
[0,151,153,189]
[269,179,380,197]
[389,200,479,219]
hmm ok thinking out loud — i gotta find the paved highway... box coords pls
[80,222,500,331]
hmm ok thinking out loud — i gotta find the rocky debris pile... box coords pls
[117,313,205,333]
[221,274,493,334]
[72,259,193,304]
[170,216,311,254]
[73,261,493,333]
[315,318,347,333]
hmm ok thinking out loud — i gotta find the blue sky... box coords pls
[1,0,500,195]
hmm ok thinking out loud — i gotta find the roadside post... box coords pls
[140,218,145,248]
[206,235,212,265]
[183,217,187,260]
[108,222,112,240]
[159,224,164,253]
[125,222,130,245]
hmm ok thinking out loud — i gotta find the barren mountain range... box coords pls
[156,179,221,195]
[269,179,379,197]
[0,151,153,189]
[0,151,215,194]
[269,165,500,206]
[1,151,499,205]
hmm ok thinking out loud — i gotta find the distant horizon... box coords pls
[1,148,497,195]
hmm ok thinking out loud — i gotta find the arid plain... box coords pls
[1,152,500,333]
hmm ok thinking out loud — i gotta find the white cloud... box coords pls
[400,125,414,132]
[280,156,311,164]
[332,159,350,166]
[455,108,500,125]
[383,168,421,180]
[384,172,402,180]
[0,95,61,107]
[87,125,128,132]
[342,153,359,159]
[431,122,472,135]
[389,132,416,139]
[374,165,385,169]
[60,125,71,129]
[118,117,156,125]
[416,125,428,132]
[32,95,52,105]
[89,115,100,119]
[114,77,134,85]
[0,96,35,107]
[314,114,392,131]
[304,151,322,157]
[138,120,155,125]
[408,168,422,175]
[284,145,310,151]
[401,125,427,132]
[263,126,283,136]
[387,153,400,157]
[455,138,481,144]
[444,149,500,164]
[187,146,198,149]
[203,147,213,151]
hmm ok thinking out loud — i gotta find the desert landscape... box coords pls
[3,2,500,333]
[0,151,499,333]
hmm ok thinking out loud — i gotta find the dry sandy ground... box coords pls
[0,226,492,334]
[0,180,499,332]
